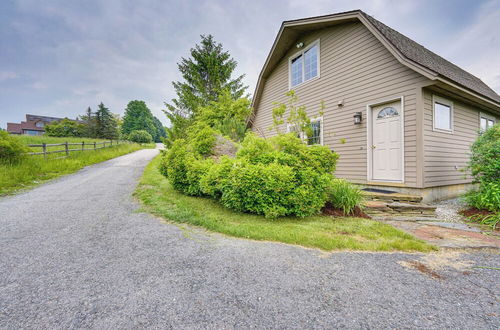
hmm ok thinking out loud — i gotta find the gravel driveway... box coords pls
[0,148,498,329]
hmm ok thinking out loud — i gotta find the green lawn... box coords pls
[135,156,435,252]
[0,136,154,196]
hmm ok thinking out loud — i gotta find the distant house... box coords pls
[250,10,500,201]
[7,114,68,135]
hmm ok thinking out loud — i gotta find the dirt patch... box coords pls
[322,203,370,219]
[399,251,475,279]
[403,260,444,279]
[460,208,493,218]
[419,250,474,271]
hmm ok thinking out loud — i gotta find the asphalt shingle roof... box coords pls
[360,11,500,103]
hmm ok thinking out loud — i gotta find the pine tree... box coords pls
[122,100,156,138]
[164,35,248,143]
[95,103,119,139]
[79,106,97,138]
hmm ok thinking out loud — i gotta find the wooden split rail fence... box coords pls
[27,140,127,158]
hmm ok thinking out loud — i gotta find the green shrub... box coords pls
[465,181,500,212]
[160,130,339,219]
[327,179,364,215]
[188,123,217,156]
[468,123,499,184]
[464,124,500,213]
[219,161,296,218]
[44,118,85,137]
[0,131,29,163]
[199,156,233,198]
[160,139,213,196]
[128,130,153,144]
[237,132,338,174]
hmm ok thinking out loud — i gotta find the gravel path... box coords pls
[0,148,499,329]
[433,198,468,223]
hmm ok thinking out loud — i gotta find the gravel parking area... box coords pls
[0,149,499,329]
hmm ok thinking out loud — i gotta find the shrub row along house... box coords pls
[250,10,500,202]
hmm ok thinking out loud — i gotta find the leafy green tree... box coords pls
[122,100,156,138]
[198,89,252,141]
[95,102,119,139]
[45,118,85,137]
[164,34,248,143]
[152,116,167,143]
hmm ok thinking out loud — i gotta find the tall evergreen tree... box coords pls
[79,106,97,138]
[122,100,156,138]
[95,102,119,139]
[164,34,248,143]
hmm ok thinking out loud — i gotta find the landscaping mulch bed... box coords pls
[322,203,371,219]
[459,208,493,218]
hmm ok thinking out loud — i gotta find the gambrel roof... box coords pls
[252,10,500,112]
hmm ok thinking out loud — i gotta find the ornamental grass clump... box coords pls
[327,179,364,215]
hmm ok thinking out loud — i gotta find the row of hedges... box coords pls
[159,128,356,219]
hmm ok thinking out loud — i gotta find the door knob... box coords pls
[371,145,376,149]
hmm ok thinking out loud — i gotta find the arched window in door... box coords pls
[377,107,399,119]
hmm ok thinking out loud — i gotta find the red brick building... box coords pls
[7,114,66,135]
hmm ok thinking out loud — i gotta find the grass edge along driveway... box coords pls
[135,155,435,252]
[0,142,155,196]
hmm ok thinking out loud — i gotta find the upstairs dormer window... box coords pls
[35,121,44,128]
[289,40,320,88]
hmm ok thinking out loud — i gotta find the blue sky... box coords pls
[1,0,499,128]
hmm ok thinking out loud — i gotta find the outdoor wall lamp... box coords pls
[353,112,362,125]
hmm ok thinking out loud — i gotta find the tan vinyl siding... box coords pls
[422,89,499,187]
[252,22,429,187]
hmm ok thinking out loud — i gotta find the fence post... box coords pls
[65,142,69,156]
[111,140,113,146]
[82,141,84,151]
[42,143,46,159]
[103,141,106,148]
[94,142,96,150]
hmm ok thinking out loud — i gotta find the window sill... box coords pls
[432,127,453,134]
[289,75,320,91]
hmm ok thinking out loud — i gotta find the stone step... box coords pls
[362,191,422,203]
[364,200,437,220]
[372,216,442,222]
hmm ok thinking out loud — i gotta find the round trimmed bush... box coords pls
[128,130,153,144]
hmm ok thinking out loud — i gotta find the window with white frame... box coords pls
[286,118,323,145]
[433,96,453,132]
[289,41,319,88]
[479,113,495,133]
[286,123,302,139]
[305,118,323,145]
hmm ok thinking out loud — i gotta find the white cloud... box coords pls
[0,71,18,82]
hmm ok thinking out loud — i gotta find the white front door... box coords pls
[371,100,403,182]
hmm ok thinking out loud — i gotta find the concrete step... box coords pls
[362,191,422,203]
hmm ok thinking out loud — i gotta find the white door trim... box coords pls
[366,96,405,183]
